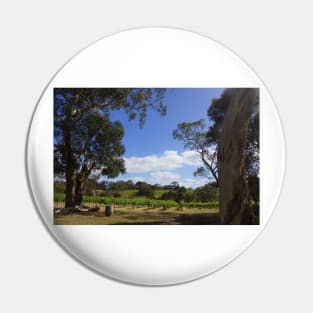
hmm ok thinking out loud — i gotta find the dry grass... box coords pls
[54,204,220,225]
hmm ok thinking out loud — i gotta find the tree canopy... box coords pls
[173,119,218,184]
[173,89,259,188]
[173,88,259,224]
[208,88,259,177]
[54,88,167,207]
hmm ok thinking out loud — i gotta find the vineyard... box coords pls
[54,193,219,210]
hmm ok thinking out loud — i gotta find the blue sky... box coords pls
[109,88,224,188]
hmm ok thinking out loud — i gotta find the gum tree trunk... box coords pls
[74,176,85,206]
[218,88,258,224]
[74,165,94,206]
[65,170,75,208]
[64,101,76,208]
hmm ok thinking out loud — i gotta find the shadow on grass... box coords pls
[54,209,222,225]
[174,213,221,225]
[110,212,221,225]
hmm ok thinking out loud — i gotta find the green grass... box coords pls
[153,189,168,198]
[54,192,220,225]
[119,189,138,198]
[54,205,220,225]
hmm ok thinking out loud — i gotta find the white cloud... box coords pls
[181,150,202,166]
[149,171,180,185]
[128,176,145,183]
[125,150,201,173]
[146,171,207,188]
[179,178,207,188]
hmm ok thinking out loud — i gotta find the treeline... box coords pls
[54,179,218,203]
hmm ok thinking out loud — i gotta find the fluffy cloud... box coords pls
[149,171,180,185]
[181,150,202,166]
[125,150,201,173]
[179,178,207,188]
[145,172,207,188]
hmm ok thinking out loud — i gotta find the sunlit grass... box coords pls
[54,204,220,225]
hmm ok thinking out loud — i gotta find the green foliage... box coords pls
[105,180,137,191]
[55,107,126,178]
[160,184,186,206]
[136,182,154,198]
[207,90,233,144]
[173,119,207,150]
[173,120,218,183]
[54,193,218,209]
[54,88,167,206]
[248,174,259,204]
[160,182,218,203]
[245,112,260,175]
[192,183,219,202]
[173,88,259,207]
[207,89,259,175]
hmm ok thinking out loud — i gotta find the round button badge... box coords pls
[27,28,285,285]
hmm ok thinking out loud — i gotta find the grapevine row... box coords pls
[54,193,218,209]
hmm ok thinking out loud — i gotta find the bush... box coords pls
[136,182,154,198]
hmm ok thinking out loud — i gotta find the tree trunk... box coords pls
[74,176,85,206]
[201,155,219,186]
[74,165,94,206]
[218,88,258,224]
[65,170,75,208]
[64,101,75,208]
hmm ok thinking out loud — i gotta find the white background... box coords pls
[0,1,312,312]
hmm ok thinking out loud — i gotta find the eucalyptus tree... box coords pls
[173,88,259,224]
[173,119,218,184]
[217,88,259,224]
[54,88,166,207]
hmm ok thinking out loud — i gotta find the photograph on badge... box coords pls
[54,88,259,225]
